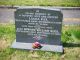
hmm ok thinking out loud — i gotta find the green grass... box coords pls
[0,0,80,7]
[0,24,80,60]
[62,25,80,43]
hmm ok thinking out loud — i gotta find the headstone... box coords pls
[11,7,63,52]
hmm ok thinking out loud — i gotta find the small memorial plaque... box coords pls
[12,7,63,52]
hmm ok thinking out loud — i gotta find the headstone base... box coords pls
[11,40,63,52]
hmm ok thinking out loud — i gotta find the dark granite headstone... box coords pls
[12,7,63,52]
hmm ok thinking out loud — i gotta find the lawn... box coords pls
[0,0,80,7]
[0,24,80,60]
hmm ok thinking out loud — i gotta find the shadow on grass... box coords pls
[63,43,80,47]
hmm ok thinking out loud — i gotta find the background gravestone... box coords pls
[12,7,63,52]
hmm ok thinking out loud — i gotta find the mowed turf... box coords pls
[0,24,80,60]
[0,0,80,7]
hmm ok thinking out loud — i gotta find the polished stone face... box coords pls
[15,7,63,45]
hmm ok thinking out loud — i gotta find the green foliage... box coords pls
[71,29,80,40]
[61,25,80,43]
[0,0,80,6]
[0,24,15,39]
[0,24,80,60]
